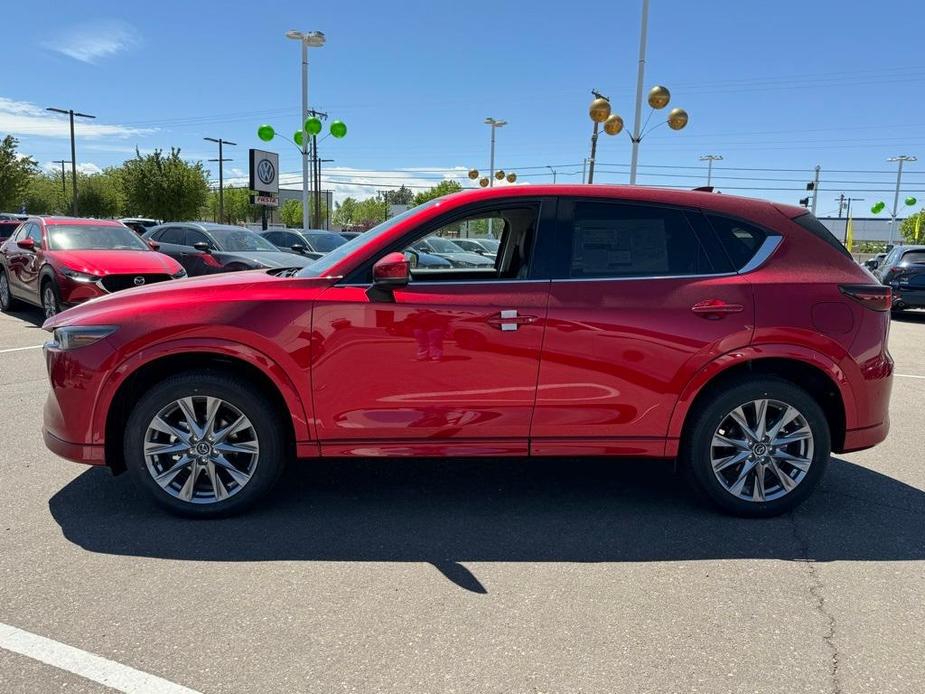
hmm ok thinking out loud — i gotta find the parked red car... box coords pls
[0,217,186,318]
[41,186,892,518]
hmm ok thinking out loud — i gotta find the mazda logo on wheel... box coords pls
[133,276,146,286]
[257,158,276,185]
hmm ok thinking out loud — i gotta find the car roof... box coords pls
[34,216,126,227]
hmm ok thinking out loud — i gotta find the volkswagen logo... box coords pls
[257,158,276,185]
[133,276,146,286]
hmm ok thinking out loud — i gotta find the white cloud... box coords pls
[43,19,138,64]
[41,161,103,175]
[0,97,156,140]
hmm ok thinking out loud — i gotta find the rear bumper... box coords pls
[43,428,105,465]
[893,288,925,308]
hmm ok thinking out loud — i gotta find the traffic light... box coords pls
[799,197,810,207]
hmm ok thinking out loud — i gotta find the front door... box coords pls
[309,200,554,457]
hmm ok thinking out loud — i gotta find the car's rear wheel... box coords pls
[124,371,287,517]
[41,280,60,319]
[0,269,18,312]
[682,377,830,517]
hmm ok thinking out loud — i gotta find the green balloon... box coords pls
[871,202,885,214]
[330,120,347,138]
[257,124,275,142]
[294,130,304,147]
[305,117,322,135]
[905,196,917,207]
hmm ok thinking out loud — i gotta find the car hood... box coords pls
[49,249,182,276]
[221,250,314,268]
[44,269,338,330]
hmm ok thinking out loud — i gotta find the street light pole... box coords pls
[888,155,916,246]
[629,0,650,184]
[484,117,507,188]
[699,154,723,186]
[204,137,236,223]
[546,165,558,183]
[287,30,325,234]
[52,159,71,200]
[46,107,95,216]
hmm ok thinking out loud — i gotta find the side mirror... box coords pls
[148,240,160,251]
[372,252,410,288]
[290,244,306,254]
[192,241,211,253]
[17,237,35,251]
[403,249,419,268]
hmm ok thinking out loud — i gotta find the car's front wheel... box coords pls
[41,280,60,319]
[0,269,18,312]
[124,371,287,517]
[682,377,830,517]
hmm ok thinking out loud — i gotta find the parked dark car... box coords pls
[257,229,330,259]
[863,252,887,270]
[143,223,314,276]
[411,236,495,268]
[0,220,22,244]
[338,231,363,241]
[876,244,925,313]
[120,218,161,235]
[453,238,500,257]
[260,229,349,256]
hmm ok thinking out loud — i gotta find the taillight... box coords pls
[201,253,223,268]
[839,284,891,312]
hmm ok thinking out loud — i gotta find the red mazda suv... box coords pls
[41,186,892,517]
[0,217,186,318]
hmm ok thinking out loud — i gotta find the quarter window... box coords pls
[706,215,768,270]
[568,202,714,278]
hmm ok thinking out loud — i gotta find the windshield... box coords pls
[307,232,347,252]
[298,201,440,277]
[479,239,500,252]
[209,227,280,252]
[47,224,150,251]
[426,236,465,253]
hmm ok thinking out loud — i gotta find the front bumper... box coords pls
[43,428,105,465]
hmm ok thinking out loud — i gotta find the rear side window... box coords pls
[706,215,768,269]
[901,251,925,265]
[159,227,187,245]
[569,202,714,278]
[790,212,852,259]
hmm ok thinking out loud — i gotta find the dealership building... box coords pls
[816,217,904,245]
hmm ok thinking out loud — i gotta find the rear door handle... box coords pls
[691,299,744,317]
[486,309,537,331]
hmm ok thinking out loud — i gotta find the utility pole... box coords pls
[843,197,864,242]
[810,165,821,214]
[888,155,917,246]
[204,137,236,223]
[835,193,846,218]
[46,107,95,216]
[699,154,723,186]
[628,0,650,184]
[581,158,588,184]
[546,165,558,184]
[52,159,71,200]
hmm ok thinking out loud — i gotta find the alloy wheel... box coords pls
[43,285,58,319]
[710,398,814,502]
[143,396,260,504]
[0,273,9,310]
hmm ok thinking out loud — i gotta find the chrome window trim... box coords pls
[736,234,782,274]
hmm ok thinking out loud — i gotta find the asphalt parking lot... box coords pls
[0,306,923,694]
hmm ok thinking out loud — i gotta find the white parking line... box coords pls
[0,623,200,694]
[0,344,43,354]
[896,373,925,379]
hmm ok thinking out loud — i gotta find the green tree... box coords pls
[280,199,303,227]
[204,187,260,224]
[0,136,38,211]
[412,180,462,206]
[900,209,925,243]
[332,196,359,227]
[354,196,388,226]
[22,172,67,215]
[382,185,414,206]
[121,148,209,221]
[77,169,124,218]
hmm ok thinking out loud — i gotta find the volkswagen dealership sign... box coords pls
[249,148,279,195]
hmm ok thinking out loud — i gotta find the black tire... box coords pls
[41,279,61,319]
[0,268,18,312]
[681,376,830,518]
[123,370,288,518]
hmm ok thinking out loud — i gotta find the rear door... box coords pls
[530,198,755,456]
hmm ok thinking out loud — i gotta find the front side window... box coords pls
[568,202,713,279]
[158,227,187,245]
[208,227,278,252]
[27,223,43,246]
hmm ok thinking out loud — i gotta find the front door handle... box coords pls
[691,299,744,318]
[486,309,537,331]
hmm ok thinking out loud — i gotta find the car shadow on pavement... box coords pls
[3,306,45,328]
[49,457,925,593]
[892,310,925,324]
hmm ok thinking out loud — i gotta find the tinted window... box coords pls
[706,215,768,269]
[305,232,347,253]
[791,212,852,259]
[159,227,188,245]
[901,251,925,265]
[46,224,148,251]
[569,202,713,278]
[208,227,279,252]
[263,232,284,245]
[187,229,214,249]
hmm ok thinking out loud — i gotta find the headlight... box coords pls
[60,266,101,283]
[172,268,187,279]
[50,326,117,350]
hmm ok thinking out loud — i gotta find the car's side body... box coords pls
[876,245,925,311]
[43,186,892,484]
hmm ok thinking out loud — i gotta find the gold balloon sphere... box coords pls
[603,114,624,136]
[479,177,489,187]
[495,169,506,180]
[468,169,479,180]
[506,172,517,183]
[589,97,612,123]
[648,85,671,110]
[667,107,689,130]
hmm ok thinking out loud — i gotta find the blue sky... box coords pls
[2,0,924,216]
